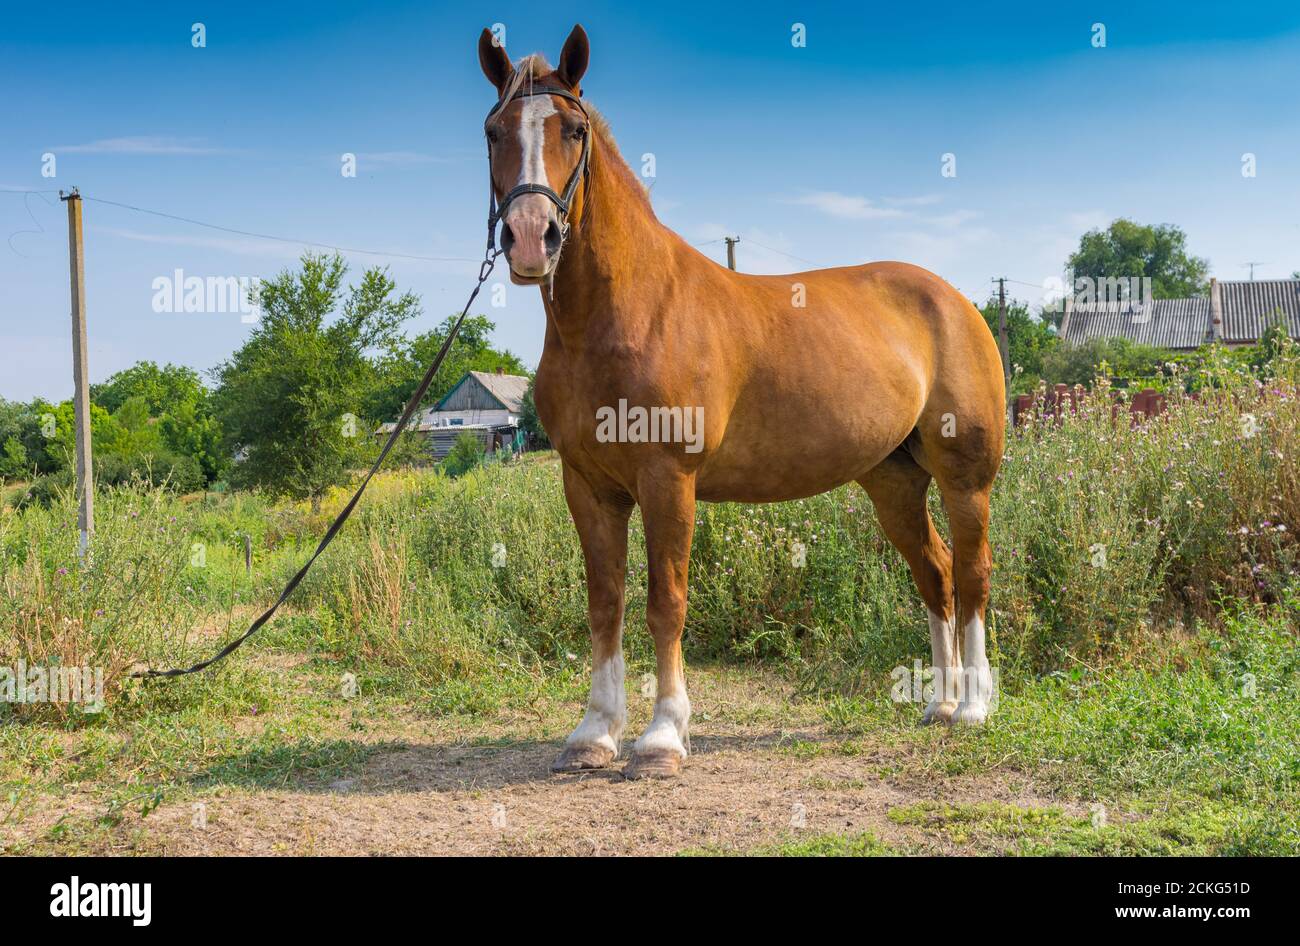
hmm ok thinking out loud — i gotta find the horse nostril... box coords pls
[500,222,516,254]
[544,219,564,255]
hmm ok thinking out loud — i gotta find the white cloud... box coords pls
[50,136,233,155]
[99,226,304,260]
[786,191,906,221]
[97,226,481,274]
[884,194,943,207]
[355,151,442,166]
[889,224,1000,281]
[785,191,975,229]
[923,209,980,228]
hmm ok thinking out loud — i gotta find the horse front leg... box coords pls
[551,464,633,772]
[624,467,696,780]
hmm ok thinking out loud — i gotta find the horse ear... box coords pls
[556,24,589,90]
[478,28,512,94]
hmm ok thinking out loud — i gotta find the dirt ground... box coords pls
[8,669,1077,856]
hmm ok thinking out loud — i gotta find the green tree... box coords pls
[211,254,419,511]
[98,396,163,458]
[31,399,120,474]
[91,361,226,484]
[159,400,227,483]
[0,436,29,480]
[1068,219,1210,299]
[3,391,208,495]
[0,400,38,477]
[92,362,206,415]
[976,297,1058,392]
[367,314,526,421]
[6,399,63,475]
[519,375,548,447]
[0,399,28,445]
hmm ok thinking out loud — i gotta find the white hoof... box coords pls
[634,692,690,759]
[922,700,958,725]
[952,701,989,726]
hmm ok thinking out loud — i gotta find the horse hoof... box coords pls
[921,700,958,726]
[952,701,989,726]
[551,743,616,773]
[622,749,683,780]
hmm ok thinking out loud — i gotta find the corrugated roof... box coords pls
[1218,280,1300,344]
[1144,297,1213,349]
[467,370,529,413]
[1062,298,1212,350]
[425,370,530,414]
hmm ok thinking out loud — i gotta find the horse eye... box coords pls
[486,126,501,144]
[570,126,586,141]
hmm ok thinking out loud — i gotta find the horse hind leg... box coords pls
[938,484,994,725]
[858,450,960,724]
[913,381,1002,725]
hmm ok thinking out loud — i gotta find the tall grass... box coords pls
[2,347,1296,720]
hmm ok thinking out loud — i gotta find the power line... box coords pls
[6,188,483,264]
[6,189,57,257]
[7,191,1061,292]
[737,237,825,269]
[81,196,482,263]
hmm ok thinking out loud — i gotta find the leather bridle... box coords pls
[484,86,591,255]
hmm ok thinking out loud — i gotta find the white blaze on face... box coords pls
[516,94,558,189]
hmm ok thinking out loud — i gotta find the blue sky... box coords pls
[3,1,1298,402]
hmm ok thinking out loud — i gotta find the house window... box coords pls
[451,419,463,426]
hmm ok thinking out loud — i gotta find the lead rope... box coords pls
[133,246,501,679]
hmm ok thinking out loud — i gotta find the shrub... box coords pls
[441,432,485,478]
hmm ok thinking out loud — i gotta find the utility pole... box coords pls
[996,276,1011,388]
[995,276,1013,425]
[724,236,739,271]
[61,188,94,561]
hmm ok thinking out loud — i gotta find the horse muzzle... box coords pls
[500,199,564,283]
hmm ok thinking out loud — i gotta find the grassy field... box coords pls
[2,350,1298,855]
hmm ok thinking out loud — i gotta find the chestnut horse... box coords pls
[478,25,1005,779]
